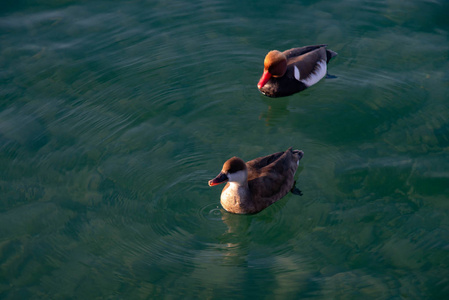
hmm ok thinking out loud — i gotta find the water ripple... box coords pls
[2,0,449,298]
[199,203,224,222]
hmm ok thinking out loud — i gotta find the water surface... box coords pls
[1,0,449,299]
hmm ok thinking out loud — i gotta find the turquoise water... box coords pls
[1,0,449,298]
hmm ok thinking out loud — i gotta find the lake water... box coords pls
[1,0,449,299]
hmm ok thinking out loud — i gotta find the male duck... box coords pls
[257,44,337,97]
[208,148,304,214]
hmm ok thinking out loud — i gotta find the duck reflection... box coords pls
[259,97,291,126]
[218,196,293,266]
[219,209,251,266]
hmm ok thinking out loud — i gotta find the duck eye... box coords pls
[269,60,287,77]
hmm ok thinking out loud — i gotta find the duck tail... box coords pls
[290,149,304,161]
[326,49,338,63]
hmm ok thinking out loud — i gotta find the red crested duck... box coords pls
[208,148,304,214]
[257,45,337,97]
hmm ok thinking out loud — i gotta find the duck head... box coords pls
[257,50,287,89]
[208,157,248,186]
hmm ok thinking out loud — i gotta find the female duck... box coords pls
[257,45,337,97]
[208,148,304,214]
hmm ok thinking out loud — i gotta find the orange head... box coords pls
[257,50,287,89]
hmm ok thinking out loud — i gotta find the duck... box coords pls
[208,148,304,214]
[257,44,337,97]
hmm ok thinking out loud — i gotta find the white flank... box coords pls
[301,60,327,87]
[294,65,300,81]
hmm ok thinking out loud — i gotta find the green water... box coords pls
[1,0,449,299]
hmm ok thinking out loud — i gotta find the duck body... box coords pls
[258,45,337,97]
[208,148,304,214]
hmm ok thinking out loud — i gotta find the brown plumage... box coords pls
[208,148,304,214]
